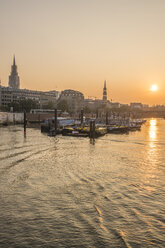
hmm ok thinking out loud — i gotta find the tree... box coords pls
[8,102,21,112]
[43,101,55,109]
[84,106,92,114]
[0,105,8,111]
[57,100,69,112]
[8,99,39,112]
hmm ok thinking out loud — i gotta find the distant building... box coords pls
[58,89,84,113]
[8,56,20,89]
[120,104,129,108]
[130,102,143,109]
[47,90,60,99]
[0,56,59,109]
[111,102,120,108]
[0,86,59,108]
[84,81,112,111]
[151,105,165,111]
[84,98,103,111]
[142,104,149,109]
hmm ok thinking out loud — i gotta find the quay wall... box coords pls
[0,112,24,125]
[26,113,55,122]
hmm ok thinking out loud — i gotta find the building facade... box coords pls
[130,102,143,109]
[0,86,59,108]
[58,89,84,113]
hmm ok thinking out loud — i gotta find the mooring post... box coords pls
[96,109,99,119]
[89,120,95,139]
[106,112,108,125]
[92,121,95,139]
[81,109,84,126]
[24,110,26,137]
[89,121,93,138]
[13,113,15,125]
[38,114,40,124]
[54,109,57,135]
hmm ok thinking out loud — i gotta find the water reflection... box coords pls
[148,119,158,157]
[145,119,159,184]
[149,119,157,141]
[0,122,165,247]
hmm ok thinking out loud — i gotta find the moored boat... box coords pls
[107,125,129,133]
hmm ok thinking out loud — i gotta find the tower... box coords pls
[102,80,107,101]
[8,55,20,89]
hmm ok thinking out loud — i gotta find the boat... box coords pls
[95,126,107,137]
[62,127,88,137]
[107,125,129,133]
[41,117,77,133]
[62,125,107,138]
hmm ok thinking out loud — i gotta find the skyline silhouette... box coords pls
[0,0,165,104]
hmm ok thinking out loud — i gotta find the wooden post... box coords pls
[89,121,93,138]
[13,113,15,125]
[106,112,108,125]
[92,121,95,139]
[90,120,95,139]
[96,109,99,119]
[24,111,26,137]
[38,114,40,123]
[54,109,57,135]
[81,109,83,126]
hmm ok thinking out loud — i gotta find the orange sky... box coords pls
[0,0,165,105]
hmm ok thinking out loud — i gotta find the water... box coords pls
[0,119,165,248]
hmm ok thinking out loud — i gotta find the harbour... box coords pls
[0,118,164,247]
[1,1,165,247]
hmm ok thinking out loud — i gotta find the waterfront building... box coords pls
[130,102,143,109]
[142,104,149,110]
[111,102,121,108]
[8,56,20,89]
[0,57,59,109]
[58,89,84,113]
[0,86,59,108]
[84,98,103,111]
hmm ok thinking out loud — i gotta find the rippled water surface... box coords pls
[0,118,165,248]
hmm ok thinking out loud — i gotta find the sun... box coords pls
[150,84,158,92]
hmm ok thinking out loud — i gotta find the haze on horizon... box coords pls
[0,0,165,105]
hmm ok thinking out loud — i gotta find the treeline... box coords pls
[0,99,70,113]
[0,99,39,112]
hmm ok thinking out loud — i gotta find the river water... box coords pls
[0,118,165,248]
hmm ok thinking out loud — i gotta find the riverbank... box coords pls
[0,112,24,125]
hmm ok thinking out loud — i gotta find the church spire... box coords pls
[8,55,20,89]
[102,80,107,101]
[104,80,106,89]
[13,55,16,66]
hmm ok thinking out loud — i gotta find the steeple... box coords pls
[8,55,20,89]
[102,80,107,101]
[13,55,16,66]
[104,80,106,89]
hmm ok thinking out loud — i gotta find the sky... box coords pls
[0,0,165,105]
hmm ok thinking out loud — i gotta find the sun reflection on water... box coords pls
[139,118,159,192]
[149,119,157,141]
